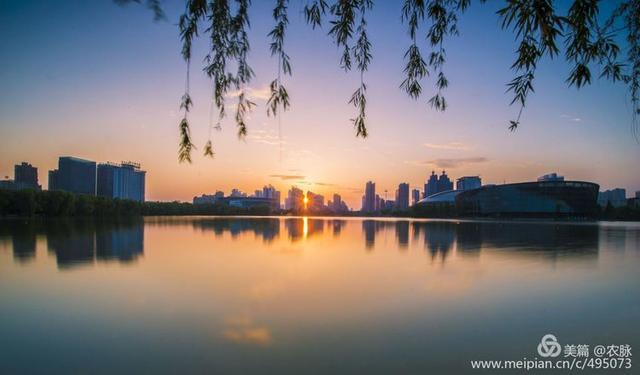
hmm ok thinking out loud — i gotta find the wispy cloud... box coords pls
[424,142,471,151]
[226,85,271,101]
[405,157,488,168]
[560,114,582,122]
[270,174,306,180]
[247,129,285,146]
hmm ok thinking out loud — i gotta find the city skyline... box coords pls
[2,1,640,209]
[3,154,640,211]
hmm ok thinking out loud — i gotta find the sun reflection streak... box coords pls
[303,217,308,238]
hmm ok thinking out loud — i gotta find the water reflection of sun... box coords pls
[303,217,308,238]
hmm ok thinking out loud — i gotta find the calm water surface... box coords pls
[1,217,639,374]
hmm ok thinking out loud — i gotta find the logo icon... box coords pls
[537,334,561,357]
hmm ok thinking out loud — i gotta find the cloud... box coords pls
[247,129,285,146]
[270,174,306,180]
[223,316,272,347]
[226,85,271,101]
[560,114,582,122]
[424,142,471,151]
[406,157,488,168]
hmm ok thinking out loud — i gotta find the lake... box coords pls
[1,217,639,374]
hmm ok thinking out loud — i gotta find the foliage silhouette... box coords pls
[118,0,640,161]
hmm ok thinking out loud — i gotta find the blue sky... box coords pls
[1,0,638,205]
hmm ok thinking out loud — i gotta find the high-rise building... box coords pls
[15,162,40,190]
[411,188,421,205]
[262,185,281,209]
[425,170,453,197]
[285,186,304,211]
[598,188,627,207]
[396,183,410,210]
[50,156,96,195]
[363,181,376,212]
[456,176,481,191]
[330,193,348,212]
[333,194,342,209]
[383,200,395,211]
[306,191,325,211]
[438,170,454,192]
[97,162,146,202]
[193,191,224,205]
[424,171,439,197]
[230,189,247,197]
[48,170,59,191]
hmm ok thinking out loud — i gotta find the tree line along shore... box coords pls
[1,188,639,221]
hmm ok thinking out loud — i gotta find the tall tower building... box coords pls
[364,181,376,212]
[286,186,304,211]
[437,170,453,192]
[411,188,421,205]
[425,171,439,197]
[396,183,410,210]
[262,185,280,209]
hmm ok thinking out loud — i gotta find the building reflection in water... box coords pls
[1,217,613,270]
[414,221,456,261]
[96,222,144,263]
[188,217,329,242]
[185,217,602,262]
[192,218,280,243]
[284,218,324,242]
[330,219,347,237]
[0,220,41,263]
[4,220,38,263]
[362,220,392,250]
[395,221,410,249]
[46,221,96,269]
[0,219,144,270]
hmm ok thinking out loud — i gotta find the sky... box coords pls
[1,0,639,207]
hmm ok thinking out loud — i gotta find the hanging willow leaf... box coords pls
[349,0,373,137]
[179,118,196,163]
[180,93,192,111]
[203,140,214,158]
[328,0,357,71]
[349,84,368,137]
[115,0,166,21]
[267,0,291,119]
[236,92,256,137]
[267,79,290,117]
[401,44,428,99]
[304,0,328,29]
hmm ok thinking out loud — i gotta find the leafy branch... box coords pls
[350,0,373,137]
[267,0,291,117]
[498,0,563,130]
[124,0,640,160]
